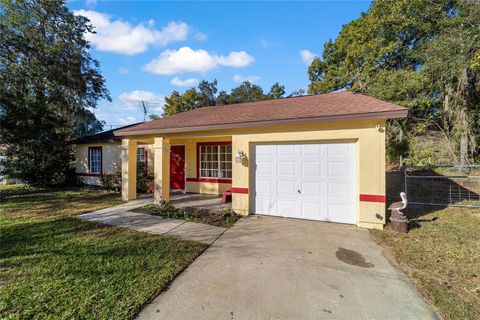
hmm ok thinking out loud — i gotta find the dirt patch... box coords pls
[335,247,374,268]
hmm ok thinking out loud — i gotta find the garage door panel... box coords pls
[278,200,296,216]
[327,182,351,199]
[255,180,272,194]
[301,144,321,155]
[276,144,296,155]
[277,161,296,176]
[301,161,321,177]
[327,161,352,178]
[256,145,274,156]
[277,180,296,196]
[301,202,324,220]
[300,181,321,196]
[327,143,351,156]
[254,142,356,224]
[327,204,355,223]
[256,161,273,175]
[255,199,275,214]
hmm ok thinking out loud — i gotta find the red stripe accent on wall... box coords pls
[76,172,103,177]
[231,187,248,194]
[186,177,232,184]
[359,194,386,203]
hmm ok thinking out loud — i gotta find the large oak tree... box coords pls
[308,0,480,164]
[0,0,110,185]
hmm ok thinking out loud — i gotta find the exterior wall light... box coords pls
[235,150,246,163]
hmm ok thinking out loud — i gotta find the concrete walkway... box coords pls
[139,216,439,320]
[77,198,226,244]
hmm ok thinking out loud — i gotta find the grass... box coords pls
[134,203,241,228]
[372,171,480,319]
[0,185,207,319]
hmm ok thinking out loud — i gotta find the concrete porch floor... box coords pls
[169,192,232,212]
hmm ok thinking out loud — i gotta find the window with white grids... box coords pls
[88,147,102,174]
[137,147,146,163]
[199,144,232,179]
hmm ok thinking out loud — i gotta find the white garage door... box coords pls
[253,142,356,224]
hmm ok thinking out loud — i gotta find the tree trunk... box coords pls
[459,106,469,165]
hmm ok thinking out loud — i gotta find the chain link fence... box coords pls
[404,165,480,208]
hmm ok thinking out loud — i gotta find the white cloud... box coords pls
[233,74,261,84]
[171,77,199,87]
[194,32,207,41]
[117,67,129,74]
[117,90,165,112]
[300,49,317,66]
[74,10,190,55]
[144,46,254,75]
[118,116,137,125]
[215,51,254,67]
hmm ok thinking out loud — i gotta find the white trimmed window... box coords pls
[199,144,232,179]
[137,147,146,163]
[88,147,102,174]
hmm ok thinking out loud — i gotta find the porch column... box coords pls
[121,139,137,201]
[154,137,170,203]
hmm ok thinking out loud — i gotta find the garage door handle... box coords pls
[297,189,301,194]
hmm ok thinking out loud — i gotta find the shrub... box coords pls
[137,162,153,193]
[99,164,121,192]
[222,208,241,228]
[137,204,241,228]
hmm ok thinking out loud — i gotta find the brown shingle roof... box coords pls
[114,92,407,136]
[70,123,141,144]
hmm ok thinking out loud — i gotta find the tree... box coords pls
[162,80,272,115]
[148,114,160,121]
[0,0,110,186]
[307,0,480,164]
[225,81,267,104]
[419,2,480,164]
[216,90,230,106]
[288,88,306,97]
[163,88,201,116]
[197,79,218,107]
[74,109,105,137]
[269,82,285,99]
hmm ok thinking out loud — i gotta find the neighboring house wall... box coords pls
[75,143,154,186]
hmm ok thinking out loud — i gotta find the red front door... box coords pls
[170,145,185,190]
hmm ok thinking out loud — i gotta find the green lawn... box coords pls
[0,185,207,319]
[371,206,480,320]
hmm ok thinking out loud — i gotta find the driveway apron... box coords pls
[138,215,438,320]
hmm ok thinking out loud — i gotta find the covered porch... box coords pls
[120,135,236,208]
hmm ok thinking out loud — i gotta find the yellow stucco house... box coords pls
[72,123,154,185]
[77,92,407,230]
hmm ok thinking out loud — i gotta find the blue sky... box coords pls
[68,1,371,127]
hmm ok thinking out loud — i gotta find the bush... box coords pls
[137,204,241,228]
[222,208,240,228]
[99,164,121,192]
[137,162,153,193]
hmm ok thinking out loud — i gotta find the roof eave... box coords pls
[114,109,408,137]
[69,137,120,145]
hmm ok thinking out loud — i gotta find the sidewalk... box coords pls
[77,198,226,244]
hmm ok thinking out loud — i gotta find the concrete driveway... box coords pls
[139,216,438,320]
